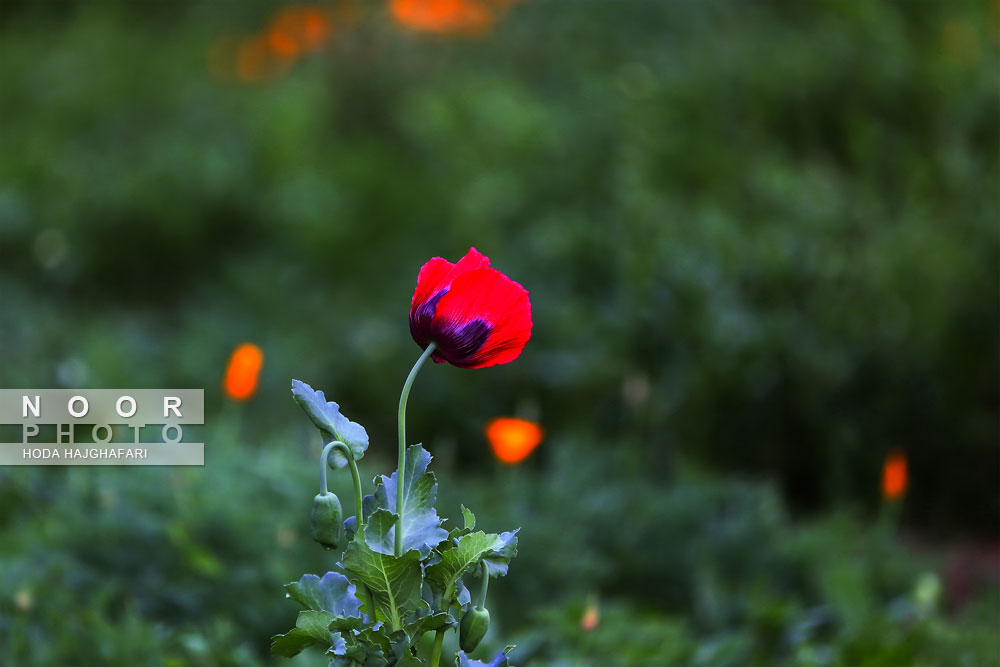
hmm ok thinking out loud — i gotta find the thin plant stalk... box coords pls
[396,343,437,556]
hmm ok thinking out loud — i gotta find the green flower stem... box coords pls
[478,561,489,607]
[396,342,437,557]
[319,440,377,620]
[429,627,446,667]
[319,441,336,494]
[320,441,364,527]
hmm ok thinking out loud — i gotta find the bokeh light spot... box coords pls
[224,343,265,401]
[882,449,908,502]
[486,417,543,464]
[391,0,495,35]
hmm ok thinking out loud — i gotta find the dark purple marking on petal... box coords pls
[410,288,448,341]
[433,318,492,366]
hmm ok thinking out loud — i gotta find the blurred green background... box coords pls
[0,0,997,665]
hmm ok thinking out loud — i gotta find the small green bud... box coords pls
[311,492,343,550]
[459,605,490,652]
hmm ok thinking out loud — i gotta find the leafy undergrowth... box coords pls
[0,429,996,665]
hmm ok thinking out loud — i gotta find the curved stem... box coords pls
[396,343,437,556]
[429,628,446,667]
[319,440,338,494]
[478,561,489,608]
[321,441,364,528]
[319,440,376,618]
[341,446,366,529]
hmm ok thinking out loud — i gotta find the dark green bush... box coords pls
[0,0,994,530]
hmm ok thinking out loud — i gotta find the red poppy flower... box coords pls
[410,247,531,369]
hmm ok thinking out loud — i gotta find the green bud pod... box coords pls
[459,605,490,652]
[311,492,343,550]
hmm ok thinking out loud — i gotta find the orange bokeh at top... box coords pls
[882,450,908,502]
[268,6,332,59]
[224,343,265,401]
[228,6,332,83]
[391,0,494,35]
[486,417,543,464]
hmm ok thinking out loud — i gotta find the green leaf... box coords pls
[364,509,399,556]
[296,610,335,640]
[363,444,448,556]
[357,626,396,657]
[448,505,477,542]
[483,530,519,579]
[425,531,507,609]
[270,610,334,657]
[461,505,476,531]
[291,380,369,468]
[334,623,399,667]
[336,642,390,667]
[390,632,423,667]
[404,606,455,637]
[329,615,366,634]
[456,646,516,667]
[285,572,363,617]
[342,526,424,630]
[270,630,316,658]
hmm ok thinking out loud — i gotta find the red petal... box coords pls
[410,248,490,316]
[431,267,531,369]
[411,257,453,315]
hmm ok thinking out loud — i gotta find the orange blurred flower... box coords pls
[580,594,599,632]
[486,417,543,464]
[228,6,332,83]
[882,449,908,502]
[224,343,265,401]
[391,0,495,34]
[266,26,300,61]
[268,6,332,59]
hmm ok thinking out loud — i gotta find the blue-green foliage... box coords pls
[0,430,996,665]
[292,381,370,469]
[273,385,519,665]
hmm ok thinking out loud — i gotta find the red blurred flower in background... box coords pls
[882,449,908,502]
[410,247,531,369]
[486,417,543,464]
[224,343,265,401]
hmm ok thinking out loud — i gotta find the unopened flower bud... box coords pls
[311,492,343,550]
[459,605,490,652]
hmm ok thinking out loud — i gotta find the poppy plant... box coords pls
[402,248,529,555]
[276,248,526,667]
